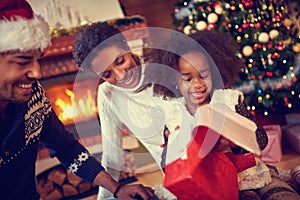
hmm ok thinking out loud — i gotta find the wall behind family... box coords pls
[28,0,124,29]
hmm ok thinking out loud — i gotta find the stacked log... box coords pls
[37,165,97,200]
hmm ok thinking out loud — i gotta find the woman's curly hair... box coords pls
[73,21,129,69]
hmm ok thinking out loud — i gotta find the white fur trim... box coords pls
[211,89,244,111]
[0,15,51,52]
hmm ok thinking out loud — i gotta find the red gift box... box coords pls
[225,152,256,172]
[260,124,282,162]
[163,126,239,200]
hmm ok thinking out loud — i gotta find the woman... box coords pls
[73,22,184,199]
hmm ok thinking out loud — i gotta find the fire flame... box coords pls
[55,89,97,124]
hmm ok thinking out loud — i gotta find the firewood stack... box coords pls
[37,165,97,200]
[37,150,137,199]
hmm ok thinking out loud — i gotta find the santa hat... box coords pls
[0,0,51,52]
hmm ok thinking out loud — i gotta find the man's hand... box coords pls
[93,170,155,200]
[114,184,155,200]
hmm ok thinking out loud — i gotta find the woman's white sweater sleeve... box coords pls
[97,85,123,199]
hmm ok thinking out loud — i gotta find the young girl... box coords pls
[151,30,300,199]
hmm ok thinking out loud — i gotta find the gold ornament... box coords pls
[269,29,279,40]
[292,43,300,53]
[207,13,218,24]
[183,25,192,35]
[214,5,223,15]
[196,21,207,31]
[242,45,253,57]
[283,18,292,27]
[258,32,269,43]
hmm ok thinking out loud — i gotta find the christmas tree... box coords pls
[173,0,300,115]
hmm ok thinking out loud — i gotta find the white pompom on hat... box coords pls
[0,0,51,52]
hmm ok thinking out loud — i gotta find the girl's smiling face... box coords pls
[177,52,212,114]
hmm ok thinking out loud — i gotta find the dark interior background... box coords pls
[119,0,178,29]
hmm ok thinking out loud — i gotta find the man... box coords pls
[0,0,154,199]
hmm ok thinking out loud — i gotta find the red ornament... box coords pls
[266,72,273,76]
[272,17,276,23]
[275,14,282,21]
[242,23,250,29]
[255,22,261,28]
[212,2,221,8]
[198,6,204,10]
[250,75,256,80]
[242,0,254,8]
[293,77,298,82]
[276,44,284,51]
[276,83,282,89]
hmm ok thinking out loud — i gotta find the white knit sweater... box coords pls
[96,70,189,199]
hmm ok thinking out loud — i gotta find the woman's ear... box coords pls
[131,53,142,66]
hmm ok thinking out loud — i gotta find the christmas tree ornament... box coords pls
[207,12,218,24]
[268,58,274,65]
[242,22,250,29]
[196,20,207,30]
[283,18,292,27]
[292,43,300,53]
[258,32,269,43]
[241,0,254,9]
[242,45,253,57]
[183,25,192,35]
[214,4,223,15]
[269,29,279,39]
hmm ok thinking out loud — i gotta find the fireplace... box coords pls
[43,78,98,126]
